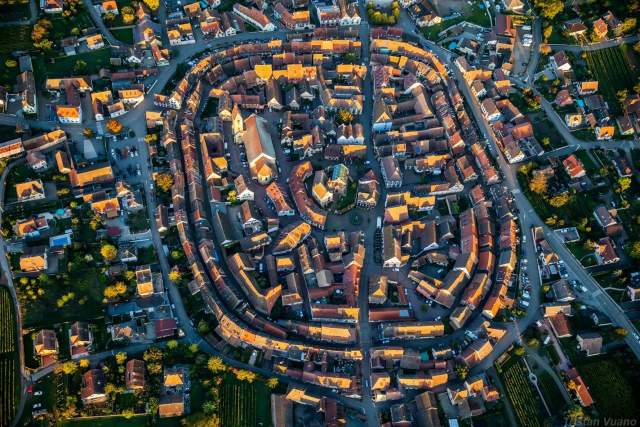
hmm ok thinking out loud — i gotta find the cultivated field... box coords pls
[585,47,636,114]
[220,377,271,427]
[498,357,543,427]
[0,287,20,427]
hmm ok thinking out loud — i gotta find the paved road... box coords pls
[549,34,639,52]
[524,17,542,84]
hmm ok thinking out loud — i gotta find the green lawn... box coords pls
[421,17,463,41]
[111,28,134,45]
[33,48,112,80]
[529,115,566,149]
[585,47,637,116]
[578,357,640,420]
[536,372,565,416]
[59,415,150,427]
[575,150,598,174]
[48,11,94,41]
[464,1,491,27]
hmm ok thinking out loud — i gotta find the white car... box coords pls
[32,403,42,409]
[34,391,43,396]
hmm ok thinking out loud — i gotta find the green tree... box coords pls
[144,346,164,363]
[60,360,78,375]
[115,352,127,365]
[533,0,564,20]
[167,339,179,350]
[266,377,279,389]
[207,356,226,374]
[620,18,637,34]
[100,243,118,262]
[73,60,87,73]
[143,0,159,10]
[155,173,174,192]
[234,369,257,383]
[197,320,210,335]
[565,404,585,421]
[529,173,548,194]
[548,193,570,208]
[454,363,468,380]
[629,241,640,259]
[335,109,353,124]
[614,327,628,338]
[513,345,525,357]
[147,397,160,415]
[616,177,632,193]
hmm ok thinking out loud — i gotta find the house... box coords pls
[595,237,620,265]
[555,89,573,107]
[566,368,593,407]
[381,156,402,188]
[382,226,402,268]
[234,175,254,201]
[16,216,49,238]
[16,71,37,114]
[101,0,118,14]
[265,182,295,216]
[562,154,586,179]
[26,151,48,171]
[238,201,262,235]
[69,321,92,359]
[167,19,195,46]
[0,138,24,161]
[550,51,571,77]
[15,179,45,202]
[312,170,333,208]
[502,0,524,13]
[563,19,587,38]
[357,170,380,209]
[565,114,584,128]
[34,329,58,357]
[592,19,608,40]
[82,369,108,405]
[243,114,277,184]
[595,126,614,140]
[480,98,502,122]
[136,265,155,297]
[20,246,48,272]
[603,11,623,37]
[233,3,275,31]
[85,34,105,50]
[593,205,618,230]
[577,332,603,356]
[43,0,64,13]
[159,367,186,417]
[578,81,598,95]
[126,359,146,391]
[154,318,178,339]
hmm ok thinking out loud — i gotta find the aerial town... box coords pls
[0,0,640,426]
